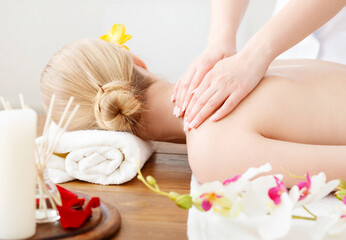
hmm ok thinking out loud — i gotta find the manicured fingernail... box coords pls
[210,114,218,121]
[189,119,197,129]
[173,106,177,116]
[176,107,181,117]
[171,94,175,102]
[184,121,189,132]
[182,102,187,112]
[191,89,196,95]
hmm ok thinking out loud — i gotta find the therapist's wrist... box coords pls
[237,39,274,76]
[240,37,275,69]
[207,38,237,55]
[208,32,237,49]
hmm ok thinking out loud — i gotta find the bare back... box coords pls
[188,59,346,146]
[187,59,346,183]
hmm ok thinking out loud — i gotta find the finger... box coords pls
[184,70,214,120]
[172,82,178,102]
[173,74,188,116]
[182,67,211,114]
[185,87,218,128]
[187,91,227,130]
[175,67,196,117]
[210,91,245,121]
[172,75,183,103]
[172,77,184,116]
[184,88,198,122]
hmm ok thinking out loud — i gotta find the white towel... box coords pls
[37,123,155,185]
[187,175,345,240]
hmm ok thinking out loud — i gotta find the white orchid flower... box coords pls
[310,198,346,240]
[258,185,300,239]
[241,174,282,217]
[193,163,273,218]
[296,172,339,207]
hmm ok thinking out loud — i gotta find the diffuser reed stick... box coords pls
[15,94,79,222]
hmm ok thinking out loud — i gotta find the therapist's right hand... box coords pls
[172,41,237,117]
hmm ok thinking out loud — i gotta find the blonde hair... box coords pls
[40,39,151,133]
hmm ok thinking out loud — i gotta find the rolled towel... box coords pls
[37,123,155,185]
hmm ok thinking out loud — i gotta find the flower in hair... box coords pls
[100,23,132,50]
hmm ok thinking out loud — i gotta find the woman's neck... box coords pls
[136,79,186,143]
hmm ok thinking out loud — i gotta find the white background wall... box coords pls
[0,0,275,112]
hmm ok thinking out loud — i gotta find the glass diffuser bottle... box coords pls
[35,168,61,223]
[34,95,79,223]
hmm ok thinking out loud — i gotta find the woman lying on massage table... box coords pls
[41,39,346,186]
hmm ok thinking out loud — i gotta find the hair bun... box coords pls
[94,81,141,132]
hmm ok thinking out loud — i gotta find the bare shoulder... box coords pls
[270,59,346,70]
[186,112,253,183]
[265,59,346,84]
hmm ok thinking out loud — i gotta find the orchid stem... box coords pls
[137,162,170,197]
[281,168,305,179]
[302,205,317,219]
[153,183,160,191]
[292,205,317,221]
[292,215,316,221]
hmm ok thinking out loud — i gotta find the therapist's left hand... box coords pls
[184,51,269,130]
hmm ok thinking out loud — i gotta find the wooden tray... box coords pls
[30,192,121,240]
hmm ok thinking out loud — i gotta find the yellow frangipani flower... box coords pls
[100,24,132,50]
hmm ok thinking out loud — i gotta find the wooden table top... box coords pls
[37,116,191,240]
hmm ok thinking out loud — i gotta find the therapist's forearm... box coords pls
[241,0,346,66]
[209,0,249,47]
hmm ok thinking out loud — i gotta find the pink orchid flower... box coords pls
[295,172,339,207]
[268,176,287,205]
[223,174,242,185]
[296,172,311,201]
[200,192,223,211]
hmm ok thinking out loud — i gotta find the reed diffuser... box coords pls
[3,94,79,223]
[35,95,79,222]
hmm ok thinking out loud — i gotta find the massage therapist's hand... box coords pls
[184,51,269,130]
[172,41,237,117]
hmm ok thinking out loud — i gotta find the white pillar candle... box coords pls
[0,109,37,239]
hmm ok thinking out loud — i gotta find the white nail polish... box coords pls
[176,107,181,117]
[189,119,197,129]
[182,102,187,112]
[173,106,177,116]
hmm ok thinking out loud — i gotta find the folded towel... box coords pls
[37,123,155,185]
[187,175,345,240]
